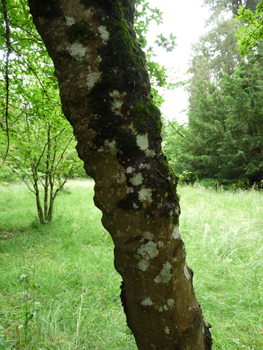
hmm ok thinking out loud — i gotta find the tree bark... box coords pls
[44,124,51,220]
[28,1,212,349]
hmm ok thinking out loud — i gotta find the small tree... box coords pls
[0,0,84,222]
[6,93,81,223]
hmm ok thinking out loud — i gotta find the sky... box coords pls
[143,0,212,124]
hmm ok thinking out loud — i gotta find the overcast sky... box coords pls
[143,0,211,124]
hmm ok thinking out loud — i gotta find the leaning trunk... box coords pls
[28,1,212,348]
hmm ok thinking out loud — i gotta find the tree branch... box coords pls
[1,0,11,168]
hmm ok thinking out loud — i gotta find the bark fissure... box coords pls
[28,0,212,349]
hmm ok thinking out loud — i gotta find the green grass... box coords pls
[179,184,263,350]
[0,180,262,349]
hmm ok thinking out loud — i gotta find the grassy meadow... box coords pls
[0,180,262,349]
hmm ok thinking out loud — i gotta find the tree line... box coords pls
[163,0,263,188]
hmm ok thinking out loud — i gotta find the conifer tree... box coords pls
[170,44,263,184]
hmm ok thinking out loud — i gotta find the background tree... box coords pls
[27,0,212,349]
[172,14,244,182]
[185,14,244,147]
[0,0,84,222]
[5,92,81,223]
[166,44,263,184]
[188,16,243,85]
[162,1,263,186]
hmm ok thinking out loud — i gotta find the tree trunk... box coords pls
[44,124,51,219]
[47,195,54,222]
[32,164,44,223]
[35,187,44,224]
[28,1,212,348]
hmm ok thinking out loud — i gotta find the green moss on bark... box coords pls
[134,101,162,136]
[87,9,152,152]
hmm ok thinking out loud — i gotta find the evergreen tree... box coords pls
[188,16,243,87]
[170,44,263,184]
[218,47,263,182]
[186,14,244,133]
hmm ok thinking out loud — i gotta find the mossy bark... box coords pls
[28,0,212,348]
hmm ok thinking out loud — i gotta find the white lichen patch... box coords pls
[159,306,163,312]
[167,299,175,309]
[65,16,75,26]
[138,188,152,202]
[165,327,170,334]
[184,264,191,280]
[154,261,173,284]
[104,140,117,154]
[137,241,159,260]
[109,90,120,97]
[139,162,150,170]
[109,90,127,114]
[126,166,133,174]
[163,305,168,311]
[111,100,123,111]
[98,25,110,41]
[141,297,153,306]
[126,187,134,194]
[133,203,139,209]
[115,172,126,184]
[138,259,149,271]
[68,43,86,59]
[136,134,148,151]
[87,72,101,90]
[172,226,181,240]
[145,149,155,157]
[143,232,154,240]
[130,173,143,186]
